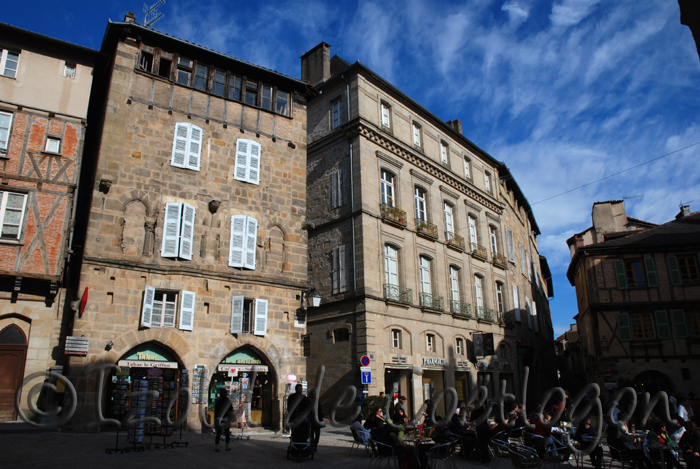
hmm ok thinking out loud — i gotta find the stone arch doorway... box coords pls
[208,346,276,427]
[0,325,27,421]
[632,369,675,396]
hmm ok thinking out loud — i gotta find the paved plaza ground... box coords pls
[0,423,618,469]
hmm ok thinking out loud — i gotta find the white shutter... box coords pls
[332,247,340,295]
[161,202,182,258]
[244,216,258,270]
[229,215,246,267]
[339,244,347,293]
[513,285,520,322]
[178,290,195,331]
[247,141,261,185]
[526,254,531,281]
[520,245,525,273]
[171,123,189,168]
[381,104,390,127]
[230,296,244,334]
[506,229,514,262]
[412,124,421,146]
[253,298,268,336]
[532,301,538,332]
[179,203,196,260]
[234,139,249,182]
[141,285,155,327]
[187,125,202,171]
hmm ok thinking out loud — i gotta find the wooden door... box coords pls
[0,325,28,421]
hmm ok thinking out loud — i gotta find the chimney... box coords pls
[124,12,137,24]
[570,324,577,331]
[301,43,331,87]
[446,120,463,135]
[676,205,691,219]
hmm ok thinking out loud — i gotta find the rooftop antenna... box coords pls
[622,194,643,211]
[679,200,694,207]
[144,0,166,29]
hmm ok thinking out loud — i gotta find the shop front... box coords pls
[384,364,414,417]
[422,358,446,418]
[208,347,273,427]
[454,364,471,404]
[106,342,186,441]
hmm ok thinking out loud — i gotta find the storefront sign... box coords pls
[391,356,407,364]
[124,350,171,361]
[217,364,268,373]
[423,358,446,366]
[456,360,470,368]
[287,373,297,382]
[118,360,178,369]
[223,350,263,365]
[65,336,89,356]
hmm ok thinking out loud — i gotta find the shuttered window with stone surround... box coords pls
[331,168,347,209]
[171,123,202,171]
[233,139,261,185]
[230,296,268,336]
[140,286,195,330]
[229,215,258,269]
[332,244,349,294]
[161,202,196,260]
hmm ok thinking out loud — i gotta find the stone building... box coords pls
[555,324,586,393]
[0,23,96,421]
[301,43,556,418]
[566,201,700,396]
[65,14,313,431]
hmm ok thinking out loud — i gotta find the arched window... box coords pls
[474,275,484,315]
[419,255,432,296]
[384,244,400,300]
[488,225,499,255]
[444,202,455,239]
[414,187,427,222]
[381,170,395,207]
[468,215,479,250]
[0,325,26,344]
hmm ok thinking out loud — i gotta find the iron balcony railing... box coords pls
[470,243,488,259]
[493,253,508,267]
[476,306,495,322]
[419,292,444,311]
[450,300,472,318]
[384,283,413,304]
[415,219,438,240]
[380,204,407,227]
[446,232,465,251]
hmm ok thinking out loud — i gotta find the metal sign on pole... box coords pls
[360,355,371,367]
[361,371,372,384]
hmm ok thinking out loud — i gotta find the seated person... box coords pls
[530,411,556,456]
[574,418,603,469]
[679,421,700,469]
[376,423,421,469]
[350,414,371,446]
[607,418,651,469]
[647,421,683,469]
[364,407,386,431]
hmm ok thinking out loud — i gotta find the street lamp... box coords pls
[302,289,322,309]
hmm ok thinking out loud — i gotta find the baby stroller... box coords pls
[287,420,315,462]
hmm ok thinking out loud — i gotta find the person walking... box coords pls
[214,388,233,452]
[307,388,324,452]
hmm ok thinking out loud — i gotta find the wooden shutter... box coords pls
[381,104,390,127]
[339,244,347,293]
[520,245,525,272]
[506,229,514,262]
[617,313,632,341]
[613,260,628,289]
[253,298,268,336]
[526,254,531,281]
[644,258,658,287]
[229,215,246,267]
[186,124,202,171]
[247,141,261,185]
[655,310,671,339]
[513,285,520,322]
[141,285,155,328]
[671,310,688,338]
[234,139,249,182]
[178,290,195,331]
[244,216,258,270]
[332,247,340,295]
[171,123,189,168]
[667,256,682,285]
[161,202,182,258]
[230,296,244,334]
[179,202,196,260]
[331,170,339,209]
[525,299,531,328]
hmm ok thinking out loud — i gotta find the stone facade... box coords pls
[567,202,700,398]
[302,44,557,418]
[0,24,96,421]
[65,18,312,431]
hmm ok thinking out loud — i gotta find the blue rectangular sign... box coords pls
[361,371,371,384]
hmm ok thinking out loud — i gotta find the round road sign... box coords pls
[360,355,370,367]
[603,370,613,381]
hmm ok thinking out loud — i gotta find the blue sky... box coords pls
[6,0,700,338]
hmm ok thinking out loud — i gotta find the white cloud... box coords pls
[550,0,602,27]
[502,0,530,27]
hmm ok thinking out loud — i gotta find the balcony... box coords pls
[446,232,465,252]
[451,300,472,318]
[380,204,407,228]
[470,243,488,261]
[492,253,508,269]
[475,306,495,322]
[420,292,444,311]
[415,219,438,240]
[503,311,515,328]
[384,283,412,305]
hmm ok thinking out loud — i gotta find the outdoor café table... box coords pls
[403,437,434,469]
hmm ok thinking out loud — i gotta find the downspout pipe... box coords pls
[340,73,357,291]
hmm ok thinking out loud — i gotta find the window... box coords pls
[233,139,262,185]
[176,56,193,86]
[484,171,492,193]
[229,76,242,101]
[506,229,515,263]
[525,296,531,328]
[158,52,173,79]
[0,191,28,240]
[526,253,531,281]
[230,296,268,336]
[138,46,154,72]
[245,79,258,106]
[381,102,391,128]
[332,100,343,129]
[381,170,395,206]
[426,334,435,352]
[464,157,471,179]
[212,69,226,97]
[261,84,273,111]
[140,286,195,330]
[276,91,290,116]
[334,328,350,342]
[384,244,399,289]
[332,244,349,294]
[331,168,346,209]
[449,266,460,302]
[161,202,196,260]
[532,300,538,332]
[0,112,12,153]
[496,283,504,315]
[512,285,520,322]
[686,310,700,337]
[44,137,60,154]
[440,141,449,165]
[0,50,19,78]
[626,261,644,287]
[677,255,700,283]
[444,202,455,238]
[229,215,258,270]
[474,275,484,310]
[468,215,478,250]
[193,64,208,91]
[419,256,432,295]
[618,312,655,341]
[520,245,526,276]
[412,123,422,148]
[615,258,659,289]
[488,225,498,255]
[414,187,427,222]
[392,329,402,349]
[456,338,464,355]
[63,63,76,78]
[171,123,202,171]
[303,335,311,356]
